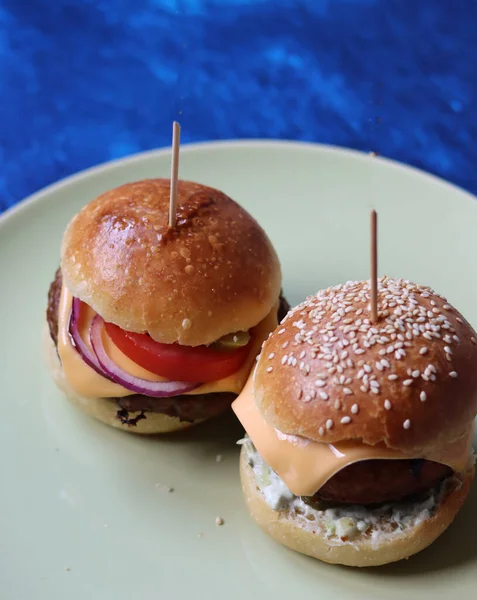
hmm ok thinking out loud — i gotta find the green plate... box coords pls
[1,141,476,600]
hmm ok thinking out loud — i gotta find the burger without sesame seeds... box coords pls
[45,178,289,434]
[233,277,477,567]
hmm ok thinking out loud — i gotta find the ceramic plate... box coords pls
[1,141,476,600]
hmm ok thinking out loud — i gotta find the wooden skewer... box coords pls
[370,210,378,323]
[169,121,181,227]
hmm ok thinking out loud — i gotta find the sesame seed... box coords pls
[419,347,428,355]
[319,391,329,401]
[340,416,351,424]
[277,328,286,335]
[343,388,353,395]
[456,317,463,324]
[268,353,275,360]
[403,419,411,430]
[316,379,326,387]
[351,404,359,414]
[444,346,452,355]
[334,399,341,410]
[420,391,427,402]
[215,517,224,526]
[266,366,273,373]
[318,427,325,436]
[403,379,413,386]
[381,359,390,368]
[449,371,458,378]
[388,374,398,381]
[326,419,334,430]
[384,399,392,410]
[181,318,192,330]
[412,370,420,378]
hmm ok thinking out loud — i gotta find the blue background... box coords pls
[1,0,476,213]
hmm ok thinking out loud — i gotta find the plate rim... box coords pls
[1,139,475,229]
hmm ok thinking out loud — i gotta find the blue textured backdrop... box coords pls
[1,0,476,213]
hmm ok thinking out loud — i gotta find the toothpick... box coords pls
[169,121,181,227]
[370,210,378,323]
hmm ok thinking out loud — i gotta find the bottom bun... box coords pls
[43,325,199,435]
[240,446,474,567]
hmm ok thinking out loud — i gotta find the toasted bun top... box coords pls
[61,179,281,345]
[254,278,477,453]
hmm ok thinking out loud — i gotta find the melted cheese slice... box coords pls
[57,283,278,399]
[233,373,475,497]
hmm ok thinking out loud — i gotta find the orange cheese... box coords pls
[233,372,475,497]
[57,283,278,398]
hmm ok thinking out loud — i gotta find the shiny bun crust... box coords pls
[254,278,477,453]
[240,447,473,567]
[43,326,200,434]
[61,179,281,346]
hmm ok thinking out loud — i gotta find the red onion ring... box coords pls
[90,315,200,397]
[68,297,110,378]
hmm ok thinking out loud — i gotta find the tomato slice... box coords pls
[104,322,252,383]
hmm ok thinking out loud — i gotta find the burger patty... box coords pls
[309,458,452,506]
[46,268,290,424]
[114,392,236,423]
[47,267,62,346]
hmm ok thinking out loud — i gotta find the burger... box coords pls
[45,178,288,434]
[234,277,477,567]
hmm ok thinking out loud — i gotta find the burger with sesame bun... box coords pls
[45,178,288,434]
[234,277,477,567]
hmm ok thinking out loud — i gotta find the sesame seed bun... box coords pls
[61,179,281,346]
[43,324,199,434]
[254,278,477,453]
[240,446,474,567]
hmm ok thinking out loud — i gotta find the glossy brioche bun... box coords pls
[254,278,477,453]
[43,325,197,434]
[240,447,474,567]
[61,179,281,346]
